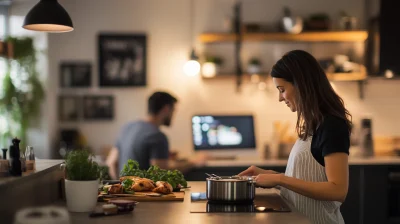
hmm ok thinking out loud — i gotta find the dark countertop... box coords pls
[59,181,311,224]
[0,160,65,224]
[0,159,64,185]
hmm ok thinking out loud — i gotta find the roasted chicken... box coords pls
[108,184,123,194]
[118,176,174,194]
[153,181,173,194]
[120,176,156,191]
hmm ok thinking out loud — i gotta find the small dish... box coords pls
[108,199,139,212]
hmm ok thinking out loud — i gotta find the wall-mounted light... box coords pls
[183,0,200,77]
[183,49,200,77]
[23,0,73,33]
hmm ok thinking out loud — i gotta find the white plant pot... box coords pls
[247,64,261,74]
[64,179,99,212]
[202,62,218,78]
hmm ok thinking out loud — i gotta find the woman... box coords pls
[239,50,351,224]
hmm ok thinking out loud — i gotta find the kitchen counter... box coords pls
[0,159,65,224]
[204,156,400,167]
[59,181,311,224]
[0,159,64,185]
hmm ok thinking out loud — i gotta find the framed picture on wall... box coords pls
[98,33,147,87]
[83,95,114,120]
[60,62,92,88]
[58,95,80,122]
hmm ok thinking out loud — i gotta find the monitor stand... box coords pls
[199,149,259,161]
[209,155,237,160]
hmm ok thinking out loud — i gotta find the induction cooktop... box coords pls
[190,192,291,213]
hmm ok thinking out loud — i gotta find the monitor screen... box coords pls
[191,115,256,150]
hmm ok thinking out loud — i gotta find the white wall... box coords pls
[15,0,400,159]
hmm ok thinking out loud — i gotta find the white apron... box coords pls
[280,137,345,224]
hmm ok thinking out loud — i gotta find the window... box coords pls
[0,15,4,39]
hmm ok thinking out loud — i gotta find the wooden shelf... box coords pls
[327,72,367,81]
[199,31,368,43]
[202,72,366,82]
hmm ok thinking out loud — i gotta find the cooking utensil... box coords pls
[205,173,223,179]
[206,176,256,202]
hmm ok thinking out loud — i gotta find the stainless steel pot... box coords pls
[206,176,256,202]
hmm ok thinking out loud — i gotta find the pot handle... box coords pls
[249,180,257,185]
[247,177,257,185]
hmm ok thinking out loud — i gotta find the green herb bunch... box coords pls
[120,159,188,189]
[98,166,111,180]
[249,58,261,66]
[205,56,223,65]
[119,160,147,178]
[65,150,99,181]
[121,179,135,194]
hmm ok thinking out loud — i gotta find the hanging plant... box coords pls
[0,36,45,150]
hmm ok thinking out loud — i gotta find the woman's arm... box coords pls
[105,147,119,180]
[256,152,349,202]
[238,165,279,176]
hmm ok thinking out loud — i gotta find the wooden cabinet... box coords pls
[341,166,362,224]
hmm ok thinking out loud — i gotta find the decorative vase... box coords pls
[282,16,303,34]
[247,64,261,74]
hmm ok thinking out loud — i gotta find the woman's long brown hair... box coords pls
[271,50,352,140]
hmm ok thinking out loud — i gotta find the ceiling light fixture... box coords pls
[23,0,73,33]
[183,0,200,76]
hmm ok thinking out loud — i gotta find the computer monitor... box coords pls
[191,115,256,151]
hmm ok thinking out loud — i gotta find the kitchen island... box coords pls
[63,181,311,224]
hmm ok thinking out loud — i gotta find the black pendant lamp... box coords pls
[23,0,73,33]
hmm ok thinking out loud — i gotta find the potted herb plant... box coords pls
[202,56,223,78]
[63,149,100,212]
[247,58,262,74]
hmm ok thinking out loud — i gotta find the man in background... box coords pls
[106,91,207,179]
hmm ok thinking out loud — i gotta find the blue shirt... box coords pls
[116,121,169,172]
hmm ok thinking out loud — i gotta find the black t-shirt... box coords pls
[311,115,350,167]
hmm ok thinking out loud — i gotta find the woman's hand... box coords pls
[255,174,283,188]
[238,165,278,176]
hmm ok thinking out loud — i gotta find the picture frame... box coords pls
[98,33,147,87]
[60,62,92,88]
[83,95,114,120]
[58,96,80,122]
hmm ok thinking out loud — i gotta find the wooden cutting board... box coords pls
[98,191,185,202]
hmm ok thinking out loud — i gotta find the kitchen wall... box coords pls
[10,0,400,159]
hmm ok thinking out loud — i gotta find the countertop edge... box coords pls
[0,160,64,187]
